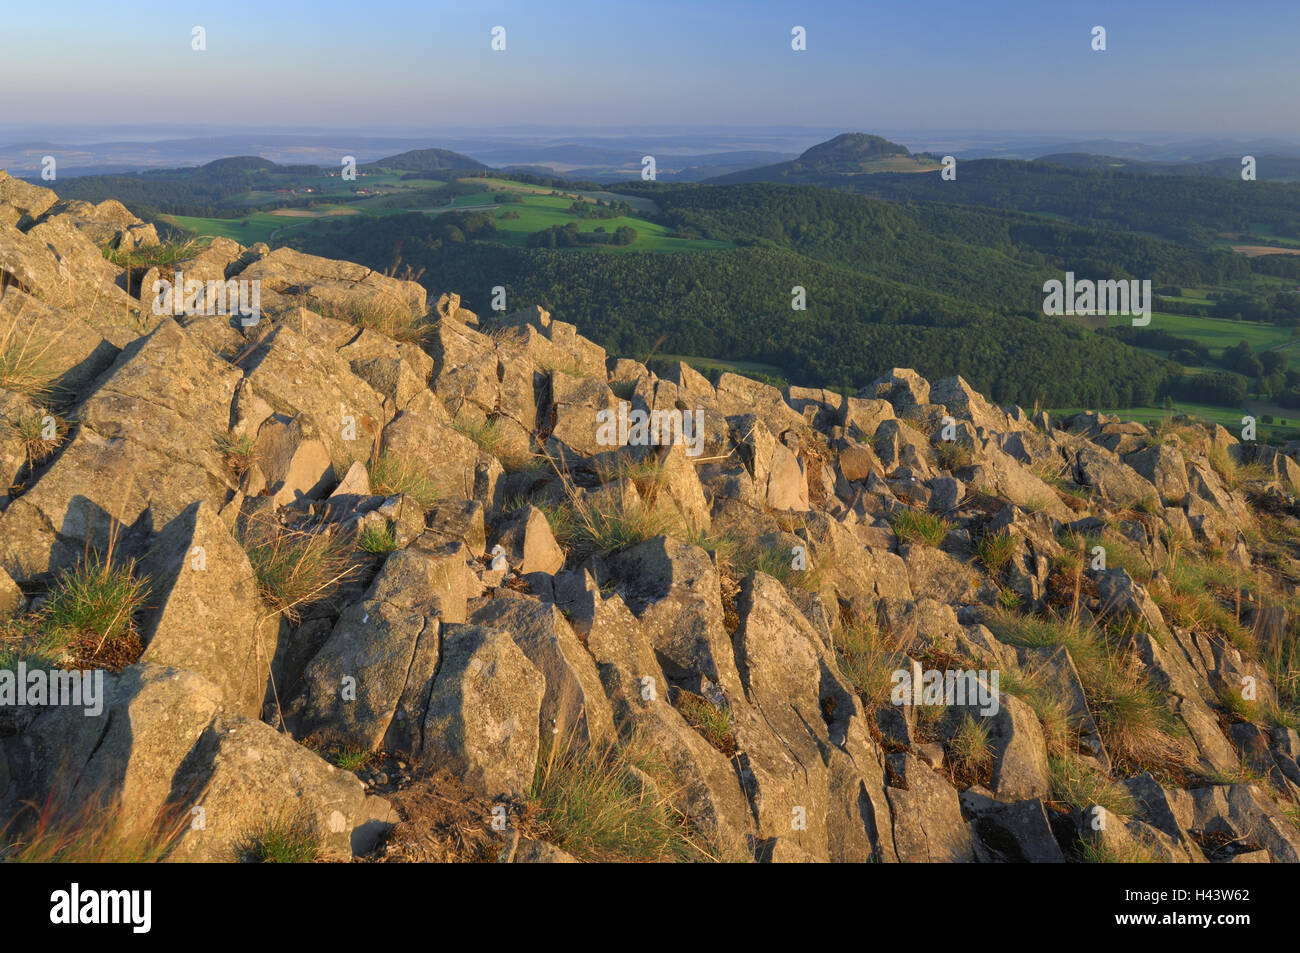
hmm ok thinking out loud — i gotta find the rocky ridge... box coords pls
[1,171,1299,863]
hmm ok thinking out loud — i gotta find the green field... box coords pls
[166,205,382,244]
[1050,400,1300,443]
[486,192,729,252]
[164,174,725,253]
[653,354,786,378]
[1116,311,1299,356]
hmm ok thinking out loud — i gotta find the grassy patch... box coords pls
[4,409,68,474]
[452,413,537,472]
[236,812,322,863]
[358,522,397,555]
[673,691,737,757]
[1076,833,1164,863]
[1048,754,1135,816]
[974,531,1017,574]
[1208,443,1238,488]
[367,453,440,507]
[997,664,1070,756]
[213,431,258,480]
[988,609,1188,772]
[0,310,59,399]
[934,441,972,471]
[948,713,992,783]
[0,551,147,673]
[833,616,909,714]
[312,296,431,344]
[889,507,952,547]
[528,734,712,862]
[240,527,354,625]
[102,237,204,270]
[1,787,189,862]
[546,456,691,559]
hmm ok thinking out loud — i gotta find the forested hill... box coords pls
[708,132,936,182]
[616,183,1249,310]
[750,157,1300,246]
[360,148,486,174]
[289,178,1188,407]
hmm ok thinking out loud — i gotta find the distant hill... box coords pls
[1035,152,1300,181]
[708,132,939,184]
[200,155,279,173]
[365,148,487,174]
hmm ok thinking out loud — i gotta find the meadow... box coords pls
[1116,311,1299,357]
[163,173,727,253]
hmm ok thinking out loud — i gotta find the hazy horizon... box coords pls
[4,0,1298,137]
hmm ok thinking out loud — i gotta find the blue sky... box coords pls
[2,0,1297,135]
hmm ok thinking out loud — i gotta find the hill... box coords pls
[708,132,938,183]
[1035,152,1300,181]
[364,147,488,174]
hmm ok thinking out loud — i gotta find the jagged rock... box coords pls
[731,414,809,512]
[253,413,334,508]
[967,443,1071,519]
[242,323,386,469]
[237,246,425,317]
[544,369,618,459]
[785,385,842,428]
[287,548,470,753]
[168,712,378,861]
[421,624,545,799]
[885,753,974,861]
[1117,773,1205,861]
[1124,443,1190,501]
[1017,645,1110,771]
[470,594,615,745]
[0,284,133,405]
[137,501,277,717]
[1125,628,1238,773]
[380,400,482,502]
[0,564,25,616]
[489,504,564,575]
[839,397,896,444]
[420,499,486,555]
[0,319,240,583]
[338,329,433,410]
[1,211,136,309]
[968,798,1067,862]
[1166,783,1300,862]
[506,837,579,864]
[38,198,157,251]
[1096,569,1169,636]
[715,372,805,437]
[874,418,932,474]
[867,368,930,410]
[606,536,743,698]
[0,663,222,825]
[948,683,1050,802]
[582,588,756,858]
[899,543,980,605]
[651,442,712,533]
[0,170,58,228]
[929,375,1025,434]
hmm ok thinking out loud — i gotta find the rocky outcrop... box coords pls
[2,176,1298,865]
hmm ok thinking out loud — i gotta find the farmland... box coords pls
[162,172,727,253]
[1118,311,1300,357]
